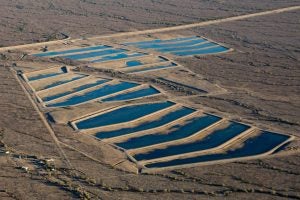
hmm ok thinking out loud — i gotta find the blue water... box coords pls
[43,79,109,102]
[126,60,144,67]
[28,72,65,81]
[102,87,160,102]
[95,106,196,139]
[128,63,177,73]
[136,38,207,49]
[125,36,198,46]
[92,53,145,63]
[158,42,217,53]
[40,75,87,90]
[146,131,290,168]
[173,46,229,56]
[63,49,128,60]
[76,101,174,129]
[134,122,250,161]
[47,82,138,107]
[33,45,111,57]
[116,114,221,150]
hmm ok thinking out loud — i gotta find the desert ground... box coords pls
[0,0,300,199]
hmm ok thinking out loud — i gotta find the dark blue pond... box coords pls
[101,87,160,102]
[63,49,128,60]
[126,60,144,67]
[76,101,174,129]
[134,122,250,161]
[47,82,138,107]
[95,106,196,139]
[33,45,111,57]
[146,131,290,168]
[40,74,87,90]
[116,114,221,150]
[28,72,64,81]
[92,53,145,63]
[43,79,109,102]
[173,46,229,56]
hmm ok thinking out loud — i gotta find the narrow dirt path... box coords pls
[11,68,73,168]
[0,6,299,51]
[84,5,300,40]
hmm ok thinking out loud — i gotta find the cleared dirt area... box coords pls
[0,1,300,200]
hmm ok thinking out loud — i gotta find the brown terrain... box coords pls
[0,0,300,199]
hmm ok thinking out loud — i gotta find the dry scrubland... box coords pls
[0,0,300,199]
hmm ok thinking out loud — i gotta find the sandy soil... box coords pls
[0,0,299,47]
[0,1,300,200]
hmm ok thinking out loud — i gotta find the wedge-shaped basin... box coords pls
[76,101,175,130]
[133,122,250,161]
[101,86,160,102]
[145,131,290,169]
[158,42,217,53]
[115,114,221,150]
[95,106,196,139]
[125,36,197,46]
[135,38,206,49]
[47,81,138,107]
[37,74,87,91]
[127,63,178,73]
[173,46,228,56]
[27,67,68,81]
[43,79,109,102]
[63,49,128,60]
[33,45,111,57]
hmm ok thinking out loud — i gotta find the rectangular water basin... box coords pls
[125,57,167,68]
[115,114,221,150]
[133,122,250,161]
[145,131,291,169]
[76,101,175,130]
[95,106,196,139]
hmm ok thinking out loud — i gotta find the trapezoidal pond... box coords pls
[33,45,112,57]
[26,66,68,81]
[94,106,196,139]
[145,131,291,169]
[101,86,160,102]
[33,73,88,91]
[133,122,250,161]
[42,79,110,102]
[75,101,175,130]
[115,114,221,150]
[47,81,139,107]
